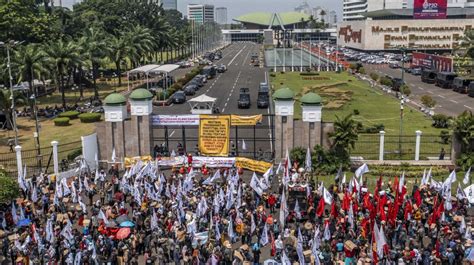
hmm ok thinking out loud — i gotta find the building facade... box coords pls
[329,11,338,27]
[159,0,177,10]
[187,4,214,24]
[215,7,228,25]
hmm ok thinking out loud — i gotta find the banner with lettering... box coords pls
[235,157,272,174]
[230,114,263,126]
[199,115,231,156]
[414,0,447,19]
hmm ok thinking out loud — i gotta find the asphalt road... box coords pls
[152,43,273,159]
[364,64,474,117]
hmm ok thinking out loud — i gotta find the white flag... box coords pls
[305,147,312,172]
[355,163,369,178]
[227,218,234,239]
[464,184,474,203]
[399,172,405,193]
[296,240,305,265]
[457,183,467,200]
[281,251,292,265]
[11,203,18,224]
[323,187,333,204]
[279,190,287,228]
[444,170,457,187]
[111,148,116,163]
[421,168,427,185]
[348,201,354,229]
[275,162,282,175]
[98,209,109,225]
[31,185,38,203]
[294,199,301,219]
[464,167,472,185]
[250,214,256,234]
[250,172,263,196]
[215,222,221,241]
[242,139,247,151]
[323,222,331,241]
[151,210,158,230]
[260,224,269,246]
[461,216,467,234]
[78,198,87,214]
[311,226,321,255]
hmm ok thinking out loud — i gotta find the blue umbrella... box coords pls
[17,219,31,227]
[119,221,135,228]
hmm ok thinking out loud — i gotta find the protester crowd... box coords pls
[1,155,474,265]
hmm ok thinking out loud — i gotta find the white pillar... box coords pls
[379,131,385,161]
[415,130,422,161]
[51,141,59,175]
[15,145,22,177]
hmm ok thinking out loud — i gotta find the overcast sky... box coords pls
[177,0,343,22]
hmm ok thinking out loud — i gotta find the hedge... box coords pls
[67,148,82,161]
[54,117,70,126]
[78,113,102,123]
[58,111,80,119]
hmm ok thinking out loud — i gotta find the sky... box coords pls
[178,0,343,22]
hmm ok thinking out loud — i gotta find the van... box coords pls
[257,83,269,108]
[468,83,474,97]
[452,77,472,94]
[201,66,216,79]
[421,69,437,84]
[435,72,457,89]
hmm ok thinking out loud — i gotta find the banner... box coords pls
[199,115,230,156]
[124,156,153,167]
[192,156,236,168]
[235,157,272,174]
[152,115,200,126]
[412,52,453,72]
[231,114,263,126]
[414,0,447,19]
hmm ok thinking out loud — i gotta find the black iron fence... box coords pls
[152,114,275,161]
[0,140,82,177]
[352,133,451,161]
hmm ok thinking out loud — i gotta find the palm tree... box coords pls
[44,39,81,109]
[329,114,359,160]
[12,44,47,99]
[459,29,474,73]
[108,35,129,87]
[0,90,26,130]
[126,25,155,67]
[79,27,110,98]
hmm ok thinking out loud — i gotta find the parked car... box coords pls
[421,69,437,84]
[469,82,474,97]
[238,88,251,109]
[201,66,216,79]
[217,64,227,73]
[411,67,422,76]
[389,63,399,69]
[195,75,207,83]
[452,77,472,93]
[183,84,197,96]
[257,83,269,108]
[392,78,405,92]
[172,91,186,104]
[435,72,457,89]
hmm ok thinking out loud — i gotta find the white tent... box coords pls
[188,94,217,114]
[127,64,180,91]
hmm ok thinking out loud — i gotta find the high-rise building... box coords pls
[343,0,410,21]
[215,7,227,24]
[294,1,312,15]
[313,6,329,22]
[187,4,215,24]
[159,0,177,10]
[328,11,338,27]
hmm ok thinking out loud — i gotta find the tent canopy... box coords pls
[128,64,180,74]
[188,94,217,103]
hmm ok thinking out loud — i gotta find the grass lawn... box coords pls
[270,71,449,160]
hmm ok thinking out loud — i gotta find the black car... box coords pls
[172,91,186,104]
[257,83,269,108]
[183,85,197,96]
[452,77,472,94]
[201,66,217,79]
[389,63,399,69]
[411,67,422,76]
[469,83,474,97]
[421,69,437,84]
[238,88,251,109]
[392,78,404,92]
[189,78,203,88]
[435,72,457,89]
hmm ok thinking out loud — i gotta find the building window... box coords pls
[310,122,315,129]
[282,116,287,123]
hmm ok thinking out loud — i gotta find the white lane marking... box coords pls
[465,105,473,110]
[418,87,424,90]
[438,95,445,99]
[227,46,246,67]
[169,130,175,137]
[450,99,458,104]
[428,91,434,94]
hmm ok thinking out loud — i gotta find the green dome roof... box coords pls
[301,92,322,105]
[273,88,294,100]
[104,93,127,105]
[129,88,153,101]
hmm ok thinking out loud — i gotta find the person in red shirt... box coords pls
[268,193,277,213]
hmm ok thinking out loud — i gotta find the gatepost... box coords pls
[301,92,323,151]
[273,88,295,160]
[103,93,128,162]
[129,88,154,156]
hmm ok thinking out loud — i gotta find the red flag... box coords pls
[316,198,325,217]
[331,202,338,219]
[271,233,276,256]
[404,201,413,220]
[413,189,422,206]
[342,192,351,212]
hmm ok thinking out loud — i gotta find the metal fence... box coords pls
[352,133,451,161]
[152,114,275,161]
[0,140,82,177]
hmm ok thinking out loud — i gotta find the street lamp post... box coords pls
[30,94,42,170]
[0,40,21,145]
[399,98,404,160]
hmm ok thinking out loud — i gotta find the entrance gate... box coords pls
[152,114,275,161]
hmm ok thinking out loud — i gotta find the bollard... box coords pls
[379,131,385,161]
[15,145,22,177]
[51,141,59,175]
[415,130,422,161]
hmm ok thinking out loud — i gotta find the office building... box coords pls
[215,7,228,24]
[329,11,338,27]
[343,0,409,21]
[187,4,215,24]
[159,0,177,10]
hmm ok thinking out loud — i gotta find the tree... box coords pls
[12,44,47,97]
[44,39,81,108]
[79,27,110,98]
[290,147,306,168]
[459,29,474,73]
[0,170,20,203]
[108,34,129,87]
[421,95,436,108]
[0,89,26,130]
[400,84,411,96]
[126,24,155,67]
[329,114,359,161]
[452,111,474,169]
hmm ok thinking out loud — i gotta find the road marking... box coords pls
[465,105,473,110]
[438,95,445,99]
[450,100,458,104]
[418,87,424,90]
[428,91,434,94]
[227,46,246,67]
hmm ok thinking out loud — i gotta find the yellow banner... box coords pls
[235,157,272,173]
[124,156,152,167]
[199,115,230,156]
[231,114,263,126]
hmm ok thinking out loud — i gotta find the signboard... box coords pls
[235,157,272,174]
[412,52,453,72]
[230,114,263,126]
[192,156,236,168]
[152,115,200,126]
[414,0,447,19]
[199,115,230,156]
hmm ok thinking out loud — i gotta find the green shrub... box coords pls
[358,67,366,75]
[54,117,70,126]
[364,123,385,133]
[400,84,411,96]
[270,73,276,77]
[353,109,360,115]
[439,130,451,144]
[299,72,319,76]
[432,114,451,128]
[369,72,379,81]
[78,113,102,123]
[59,111,80,119]
[67,148,82,161]
[380,77,393,87]
[0,170,20,203]
[421,95,436,108]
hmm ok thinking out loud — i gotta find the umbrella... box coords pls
[105,220,117,228]
[119,221,135,228]
[116,228,131,240]
[115,215,129,224]
[16,219,31,227]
